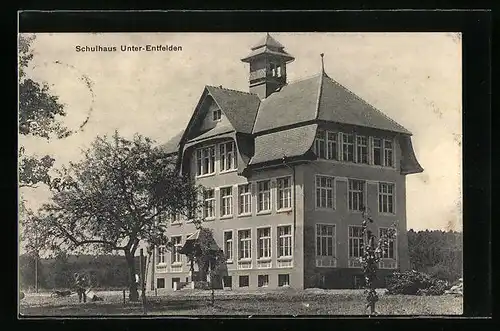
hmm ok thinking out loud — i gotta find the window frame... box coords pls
[315,223,336,258]
[348,178,367,212]
[378,227,397,260]
[277,224,293,259]
[220,186,233,218]
[348,225,364,262]
[238,183,252,216]
[356,135,369,164]
[203,188,215,220]
[276,176,293,212]
[195,145,216,177]
[314,129,326,159]
[157,246,166,265]
[315,175,336,210]
[212,108,222,122]
[223,230,234,263]
[257,226,272,261]
[256,180,271,214]
[171,236,183,265]
[378,182,396,215]
[219,141,237,172]
[278,274,290,287]
[326,131,339,160]
[258,274,269,288]
[237,228,252,261]
[383,138,394,167]
[341,133,355,162]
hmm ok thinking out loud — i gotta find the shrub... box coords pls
[386,270,449,296]
[426,263,462,283]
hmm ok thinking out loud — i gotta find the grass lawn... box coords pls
[19,288,463,316]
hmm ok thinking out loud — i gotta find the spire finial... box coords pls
[320,53,325,74]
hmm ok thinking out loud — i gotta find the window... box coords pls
[348,226,364,259]
[277,66,282,77]
[327,131,339,160]
[373,138,382,166]
[220,187,233,217]
[356,135,369,164]
[315,175,335,209]
[257,227,271,259]
[314,129,326,159]
[213,108,221,121]
[203,189,215,219]
[316,224,335,257]
[171,236,182,264]
[238,184,251,215]
[156,278,165,289]
[224,231,233,262]
[223,276,232,288]
[196,146,215,176]
[258,275,269,287]
[169,212,181,224]
[353,275,365,289]
[348,179,366,212]
[172,277,181,289]
[157,246,166,264]
[277,177,292,210]
[220,141,237,171]
[383,139,394,167]
[379,228,396,259]
[257,180,271,213]
[239,275,249,287]
[378,182,395,214]
[278,274,290,287]
[342,133,354,162]
[277,225,292,258]
[238,229,251,260]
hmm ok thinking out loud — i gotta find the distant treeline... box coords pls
[407,229,462,282]
[19,230,463,290]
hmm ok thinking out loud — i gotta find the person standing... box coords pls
[74,273,87,303]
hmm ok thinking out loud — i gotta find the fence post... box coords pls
[123,289,126,304]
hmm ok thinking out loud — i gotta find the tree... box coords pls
[26,132,202,301]
[359,208,397,315]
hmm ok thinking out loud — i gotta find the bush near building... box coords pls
[386,270,449,296]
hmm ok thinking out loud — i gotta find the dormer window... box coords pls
[213,108,222,121]
[270,63,282,78]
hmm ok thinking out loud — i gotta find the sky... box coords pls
[19,32,462,232]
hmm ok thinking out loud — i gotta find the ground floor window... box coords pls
[278,274,290,287]
[353,275,365,289]
[172,277,181,289]
[239,275,249,287]
[258,274,269,287]
[223,276,232,288]
[156,278,165,289]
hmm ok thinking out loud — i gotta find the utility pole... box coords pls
[34,253,38,293]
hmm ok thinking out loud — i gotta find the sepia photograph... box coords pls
[18,32,463,316]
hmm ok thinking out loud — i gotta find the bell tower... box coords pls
[241,33,295,100]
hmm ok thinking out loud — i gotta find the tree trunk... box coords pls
[125,252,139,302]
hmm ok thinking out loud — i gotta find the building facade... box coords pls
[146,34,423,292]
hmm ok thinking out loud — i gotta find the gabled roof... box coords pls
[251,33,285,50]
[206,86,261,134]
[252,73,412,135]
[249,124,318,165]
[158,129,184,154]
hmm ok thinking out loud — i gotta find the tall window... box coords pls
[348,226,364,258]
[316,224,335,257]
[157,246,166,264]
[373,138,382,166]
[378,182,395,214]
[220,141,237,171]
[238,184,251,215]
[171,236,182,263]
[196,146,215,176]
[314,129,326,159]
[356,135,369,164]
[277,225,292,258]
[383,139,394,167]
[213,108,221,121]
[316,175,335,209]
[220,187,233,217]
[379,228,396,259]
[257,180,271,212]
[257,227,271,259]
[224,231,233,261]
[203,189,215,219]
[342,133,354,162]
[327,131,339,160]
[348,179,365,211]
[277,177,292,210]
[238,229,251,260]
